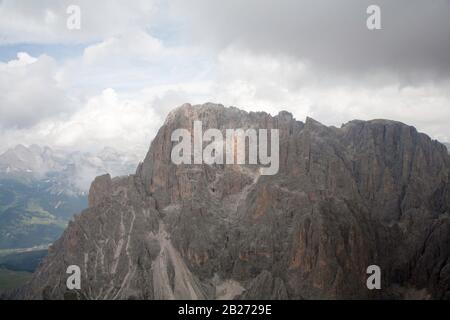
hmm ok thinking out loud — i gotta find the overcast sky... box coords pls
[0,0,449,157]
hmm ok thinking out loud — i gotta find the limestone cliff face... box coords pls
[19,103,450,300]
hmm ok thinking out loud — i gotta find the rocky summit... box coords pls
[17,103,450,300]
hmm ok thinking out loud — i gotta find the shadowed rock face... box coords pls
[17,103,450,300]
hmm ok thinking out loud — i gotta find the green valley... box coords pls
[0,178,87,249]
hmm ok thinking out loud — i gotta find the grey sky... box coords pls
[174,0,450,83]
[0,0,449,155]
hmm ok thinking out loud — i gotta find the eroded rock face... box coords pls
[18,103,450,300]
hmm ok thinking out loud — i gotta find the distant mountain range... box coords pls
[0,145,139,250]
[0,145,140,195]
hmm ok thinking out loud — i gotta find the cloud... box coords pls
[82,31,164,64]
[0,1,449,158]
[0,82,213,156]
[49,88,161,154]
[2,46,449,156]
[56,28,212,97]
[0,52,74,129]
[6,52,37,66]
[0,0,157,44]
[172,0,450,82]
[0,6,214,155]
[0,88,158,156]
[209,47,450,142]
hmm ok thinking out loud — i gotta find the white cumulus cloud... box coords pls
[0,52,74,129]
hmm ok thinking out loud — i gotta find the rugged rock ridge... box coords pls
[19,103,450,299]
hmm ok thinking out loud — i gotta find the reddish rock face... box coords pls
[88,174,112,208]
[17,103,450,300]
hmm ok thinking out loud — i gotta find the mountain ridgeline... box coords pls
[18,103,450,300]
[0,145,139,250]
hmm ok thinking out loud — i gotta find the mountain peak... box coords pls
[19,104,450,300]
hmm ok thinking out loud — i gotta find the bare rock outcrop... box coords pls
[18,103,450,300]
